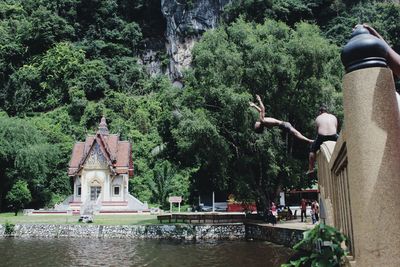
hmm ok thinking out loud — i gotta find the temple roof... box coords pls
[68,117,133,177]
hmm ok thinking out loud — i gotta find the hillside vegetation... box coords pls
[0,0,399,212]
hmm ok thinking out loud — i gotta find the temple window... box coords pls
[113,186,120,196]
[77,186,81,197]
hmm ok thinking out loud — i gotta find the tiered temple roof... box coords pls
[68,117,133,176]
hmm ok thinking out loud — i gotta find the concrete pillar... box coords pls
[81,172,87,203]
[103,174,110,201]
[343,67,400,266]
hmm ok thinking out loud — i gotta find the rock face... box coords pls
[138,38,167,77]
[161,0,231,80]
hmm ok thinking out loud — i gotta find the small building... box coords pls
[67,117,148,214]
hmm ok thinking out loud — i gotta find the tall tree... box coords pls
[6,180,32,216]
[160,18,342,211]
[0,116,62,210]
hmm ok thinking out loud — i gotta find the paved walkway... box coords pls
[275,218,316,230]
[250,218,317,231]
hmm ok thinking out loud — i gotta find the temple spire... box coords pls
[98,116,109,135]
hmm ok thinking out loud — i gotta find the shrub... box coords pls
[4,221,15,236]
[282,223,348,267]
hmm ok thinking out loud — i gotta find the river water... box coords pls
[0,238,293,267]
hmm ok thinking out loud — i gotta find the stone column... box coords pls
[80,172,87,203]
[343,67,400,265]
[103,174,110,201]
[341,25,400,266]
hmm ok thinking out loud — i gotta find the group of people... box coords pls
[249,23,400,226]
[250,94,338,175]
[300,198,319,224]
[250,24,399,175]
[265,202,295,225]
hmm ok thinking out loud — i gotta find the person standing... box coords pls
[314,200,320,222]
[271,201,278,217]
[307,105,338,175]
[300,198,307,222]
[311,200,317,224]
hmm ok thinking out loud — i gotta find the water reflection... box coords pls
[0,238,293,267]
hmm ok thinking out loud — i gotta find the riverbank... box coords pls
[0,220,312,247]
[0,223,246,240]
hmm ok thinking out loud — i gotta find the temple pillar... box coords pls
[103,174,110,201]
[80,172,87,203]
[343,67,400,265]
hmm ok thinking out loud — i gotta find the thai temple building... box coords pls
[67,117,148,214]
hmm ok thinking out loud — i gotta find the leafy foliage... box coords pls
[159,18,342,210]
[0,0,399,211]
[4,221,15,236]
[6,180,32,216]
[282,223,348,267]
[0,116,69,210]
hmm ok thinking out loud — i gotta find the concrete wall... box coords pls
[343,67,400,266]
[245,223,304,247]
[0,223,245,240]
[0,223,305,247]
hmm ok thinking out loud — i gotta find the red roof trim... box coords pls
[129,142,134,177]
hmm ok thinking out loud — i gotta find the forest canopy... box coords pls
[0,0,399,211]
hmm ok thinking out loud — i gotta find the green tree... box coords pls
[1,0,399,211]
[0,116,64,210]
[6,180,32,216]
[160,18,342,211]
[148,160,191,208]
[76,59,109,100]
[20,6,75,55]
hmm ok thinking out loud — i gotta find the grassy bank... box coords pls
[0,213,159,225]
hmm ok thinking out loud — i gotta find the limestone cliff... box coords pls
[161,0,231,80]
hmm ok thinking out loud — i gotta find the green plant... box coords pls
[6,180,32,216]
[4,221,15,236]
[282,223,348,267]
[159,52,170,69]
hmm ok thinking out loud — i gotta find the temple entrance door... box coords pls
[90,186,101,201]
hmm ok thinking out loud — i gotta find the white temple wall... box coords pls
[73,177,81,202]
[80,169,109,203]
[111,176,124,201]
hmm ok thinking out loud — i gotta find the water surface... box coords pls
[0,238,293,267]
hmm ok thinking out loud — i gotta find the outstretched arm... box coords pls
[256,94,265,119]
[363,24,400,78]
[249,102,261,113]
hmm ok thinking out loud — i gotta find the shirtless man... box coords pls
[307,105,338,174]
[250,94,313,143]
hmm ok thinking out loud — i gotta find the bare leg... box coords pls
[308,152,316,173]
[290,127,313,143]
[262,117,282,127]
